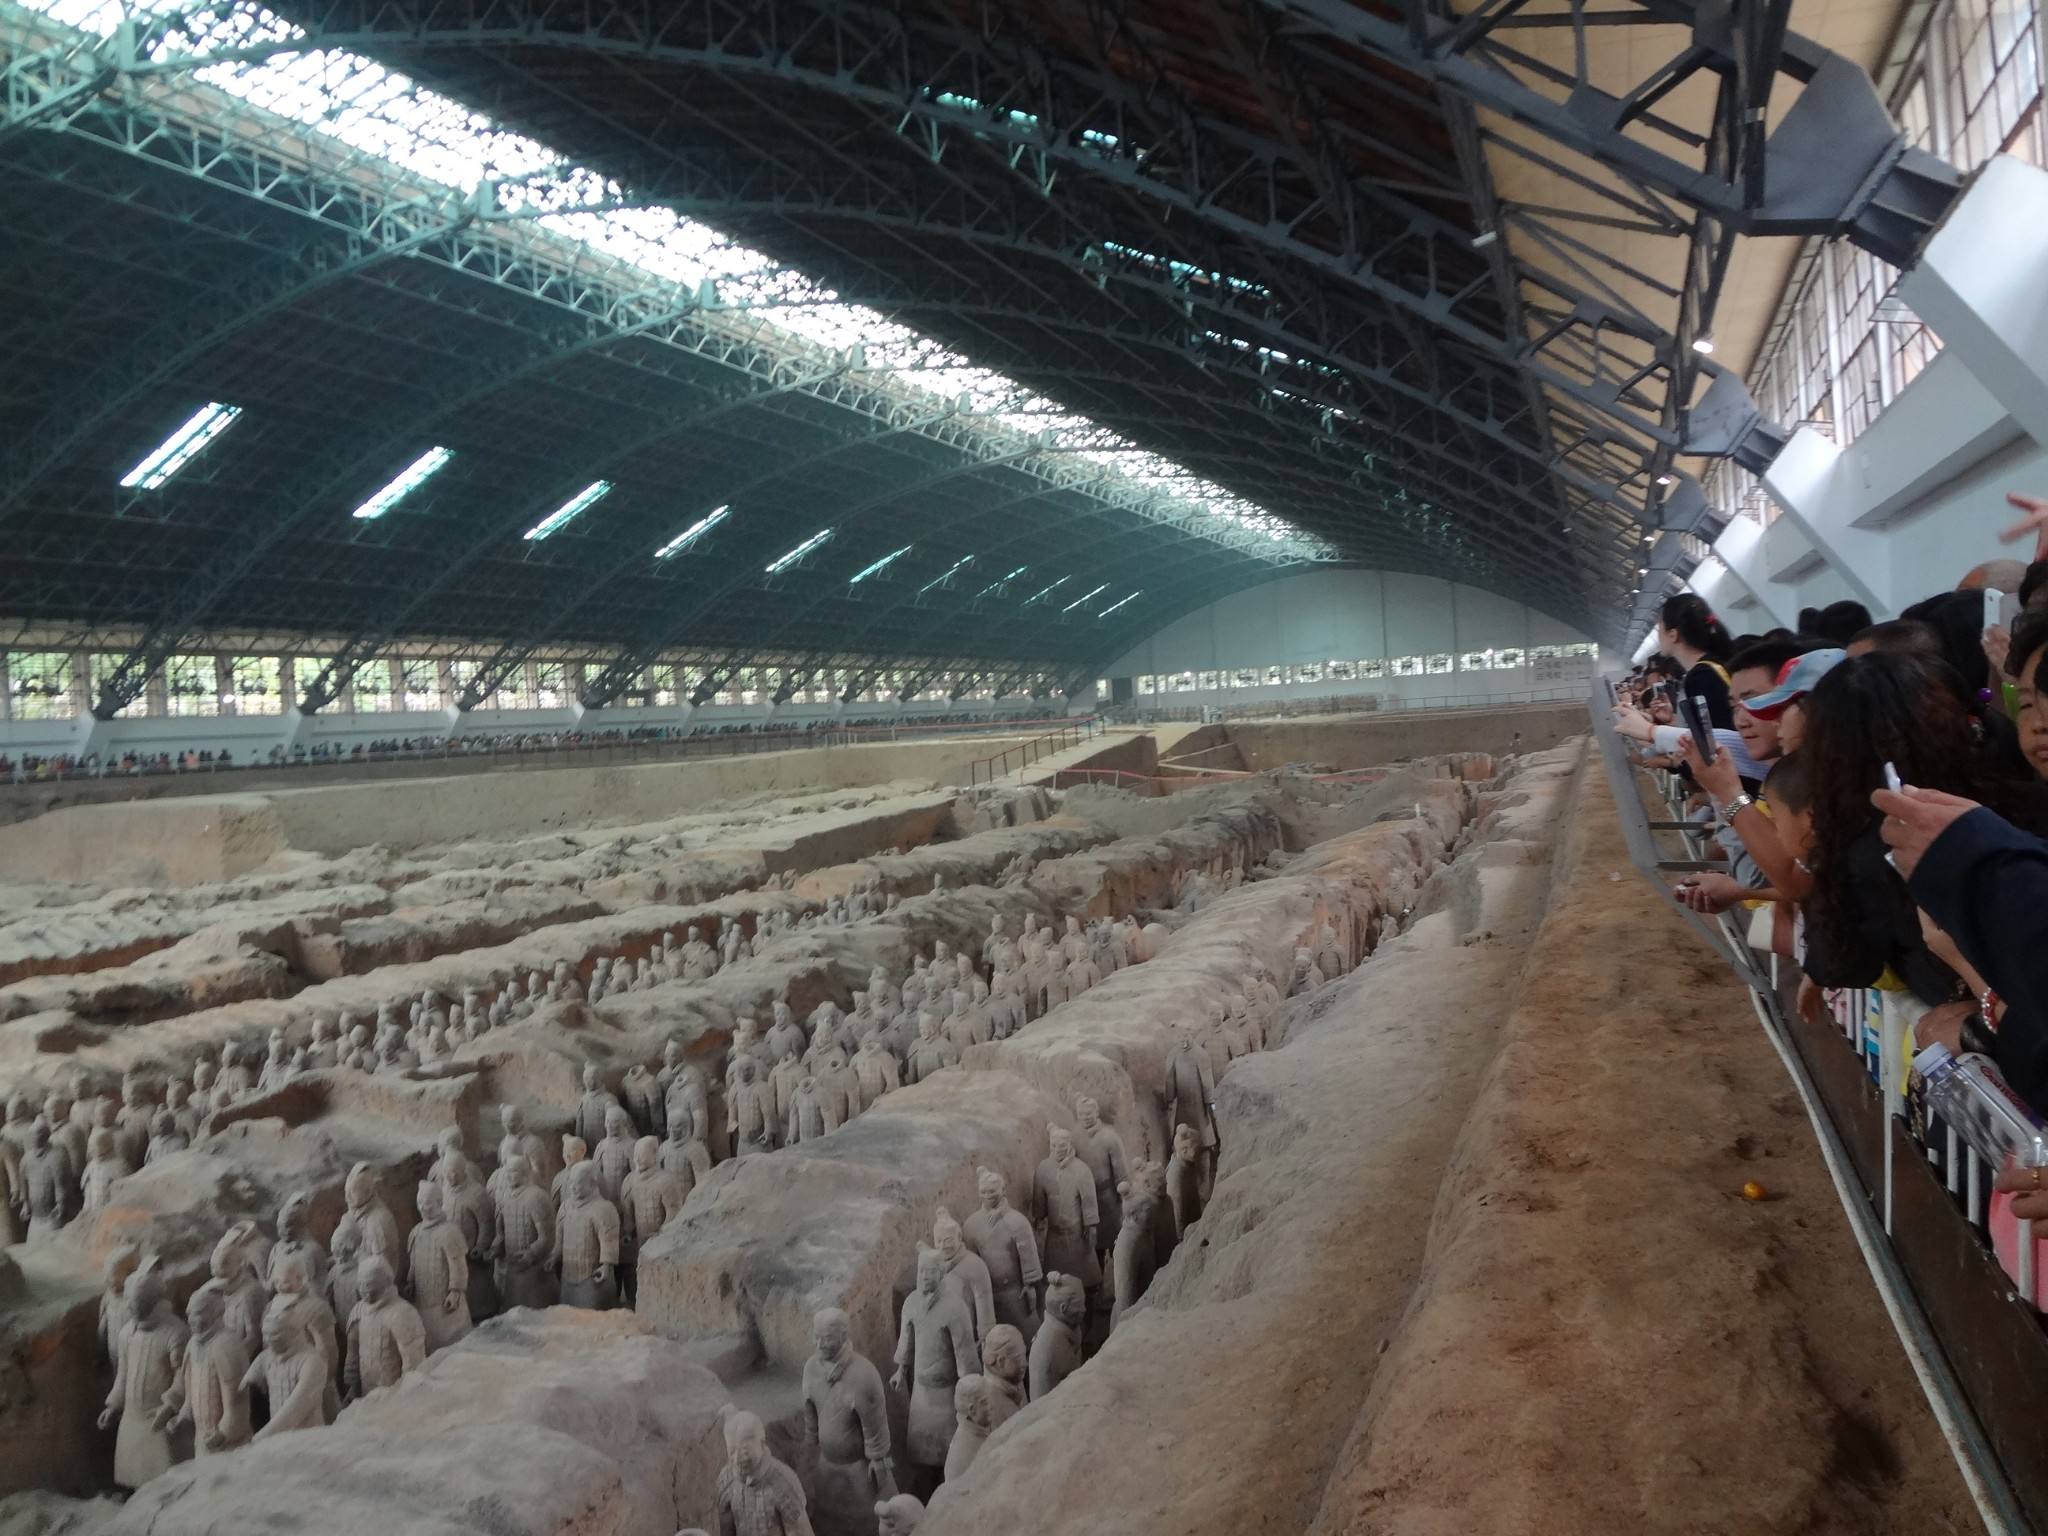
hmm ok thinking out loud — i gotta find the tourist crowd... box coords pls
[1612,489,2048,1238]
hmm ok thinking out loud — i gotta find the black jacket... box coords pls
[1909,807,2048,1115]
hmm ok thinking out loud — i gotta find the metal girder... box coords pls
[137,0,1774,479]
[1262,0,1965,267]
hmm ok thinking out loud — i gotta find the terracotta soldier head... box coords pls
[1075,1096,1101,1131]
[1043,1271,1085,1328]
[875,1495,926,1535]
[604,1106,632,1143]
[187,1278,227,1339]
[723,1408,771,1482]
[662,1038,685,1073]
[357,1255,396,1310]
[1049,1127,1075,1167]
[932,1208,964,1263]
[976,1167,1007,1214]
[503,1105,530,1139]
[345,1162,379,1213]
[916,1245,943,1300]
[813,1306,852,1368]
[954,1373,990,1433]
[503,1155,532,1194]
[278,1190,313,1244]
[917,1010,940,1043]
[982,1325,1026,1389]
[417,1178,446,1226]
[560,1136,588,1172]
[566,1162,599,1207]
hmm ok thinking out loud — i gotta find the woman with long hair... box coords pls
[1799,651,2048,999]
[1657,593,1736,729]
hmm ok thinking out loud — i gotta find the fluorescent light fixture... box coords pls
[766,528,834,574]
[1655,473,1675,487]
[119,402,242,489]
[1023,576,1071,605]
[1470,228,1497,249]
[523,479,612,541]
[1691,336,1716,355]
[1061,582,1111,613]
[654,504,731,559]
[350,446,453,520]
[850,544,914,584]
[918,554,975,595]
[976,564,1029,597]
[1098,590,1142,618]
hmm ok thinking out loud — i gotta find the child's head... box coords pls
[1762,750,1814,859]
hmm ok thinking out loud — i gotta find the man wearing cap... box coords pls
[1669,643,1846,916]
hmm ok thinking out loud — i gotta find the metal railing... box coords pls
[1593,685,2037,1534]
[968,717,1103,785]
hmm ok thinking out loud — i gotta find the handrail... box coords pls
[967,716,1103,786]
[1592,684,2034,1534]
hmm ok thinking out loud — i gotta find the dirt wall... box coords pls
[1228,700,1588,770]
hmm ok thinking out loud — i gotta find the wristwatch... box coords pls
[1719,792,1757,824]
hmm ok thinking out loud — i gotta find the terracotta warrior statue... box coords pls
[1164,1029,1220,1190]
[850,1032,901,1112]
[661,1048,710,1151]
[114,1079,153,1169]
[495,1103,549,1188]
[144,1109,187,1165]
[764,1001,807,1066]
[23,1118,74,1238]
[1031,1128,1100,1292]
[80,1126,132,1218]
[785,1072,842,1146]
[680,926,719,981]
[932,1207,994,1343]
[904,1011,959,1086]
[661,1109,715,1195]
[728,1056,774,1155]
[1111,1171,1161,1332]
[345,1255,426,1398]
[1167,1123,1206,1236]
[592,1106,638,1206]
[715,1407,814,1536]
[575,1063,622,1151]
[100,1262,186,1488]
[891,1246,978,1498]
[981,1323,1028,1433]
[619,1136,685,1302]
[491,1154,558,1310]
[407,1179,472,1353]
[1026,1270,1086,1400]
[155,1280,251,1457]
[801,1306,896,1536]
[209,1221,269,1364]
[99,1244,143,1358]
[331,1162,403,1327]
[1070,1097,1130,1268]
[266,1252,340,1419]
[942,1375,991,1483]
[962,1167,1041,1341]
[439,1150,497,1322]
[552,1161,621,1310]
[243,1297,331,1439]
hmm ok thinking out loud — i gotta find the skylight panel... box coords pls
[523,479,612,541]
[976,565,1029,597]
[917,555,975,595]
[1099,590,1142,618]
[350,446,452,520]
[849,544,913,584]
[27,0,1327,561]
[766,528,834,574]
[1061,583,1111,613]
[654,504,731,560]
[118,401,242,489]
[1023,576,1072,605]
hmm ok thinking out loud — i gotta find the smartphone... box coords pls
[1679,694,1716,763]
[1883,760,1902,793]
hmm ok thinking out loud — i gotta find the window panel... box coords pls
[8,652,76,720]
[228,656,282,715]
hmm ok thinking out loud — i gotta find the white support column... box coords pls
[1758,426,1896,617]
[1709,516,1799,631]
[1902,155,2048,451]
